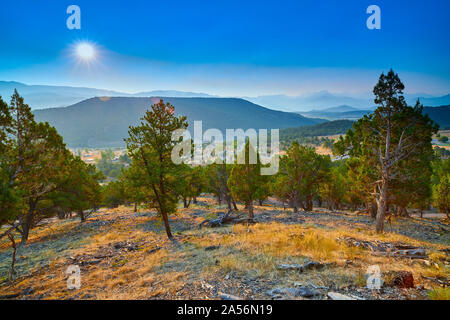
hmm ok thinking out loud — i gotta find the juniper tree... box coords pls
[176,164,206,208]
[125,100,188,239]
[0,91,73,243]
[271,142,331,212]
[205,162,238,210]
[432,158,450,218]
[228,140,268,220]
[57,156,103,222]
[336,70,438,232]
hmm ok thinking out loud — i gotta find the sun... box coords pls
[76,42,96,61]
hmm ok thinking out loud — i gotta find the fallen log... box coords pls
[421,275,450,288]
[277,260,330,273]
[199,210,245,228]
[340,237,428,259]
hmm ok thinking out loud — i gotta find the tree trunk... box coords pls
[248,201,254,221]
[226,197,232,210]
[369,201,377,219]
[21,203,35,245]
[8,233,17,282]
[161,210,173,239]
[293,206,298,213]
[303,195,313,211]
[232,198,238,210]
[375,178,388,233]
[398,207,408,217]
[134,202,138,212]
[420,209,423,218]
[217,194,222,205]
[258,199,263,206]
[193,196,197,204]
[79,209,85,222]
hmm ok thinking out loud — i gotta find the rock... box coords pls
[386,271,415,288]
[219,292,242,300]
[22,287,34,295]
[265,288,298,297]
[327,292,357,300]
[266,286,321,299]
[296,286,321,298]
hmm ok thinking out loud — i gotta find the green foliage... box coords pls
[434,146,450,158]
[228,140,269,218]
[54,156,103,220]
[319,161,348,210]
[96,149,129,178]
[102,180,127,208]
[205,162,237,209]
[176,164,207,208]
[432,159,450,215]
[438,135,449,143]
[271,142,331,212]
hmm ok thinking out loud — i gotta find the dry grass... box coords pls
[0,200,448,300]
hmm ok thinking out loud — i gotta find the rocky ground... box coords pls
[0,197,449,300]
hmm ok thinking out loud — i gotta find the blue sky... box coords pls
[0,0,449,96]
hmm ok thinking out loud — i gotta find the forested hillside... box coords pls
[423,106,450,129]
[279,120,354,147]
[33,97,325,148]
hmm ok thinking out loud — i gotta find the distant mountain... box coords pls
[0,81,127,109]
[423,106,450,129]
[244,92,450,112]
[134,90,216,98]
[299,105,372,120]
[297,105,450,127]
[0,81,215,109]
[319,105,361,113]
[416,95,450,107]
[33,97,326,148]
[244,92,374,112]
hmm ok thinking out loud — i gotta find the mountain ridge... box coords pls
[2,81,449,112]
